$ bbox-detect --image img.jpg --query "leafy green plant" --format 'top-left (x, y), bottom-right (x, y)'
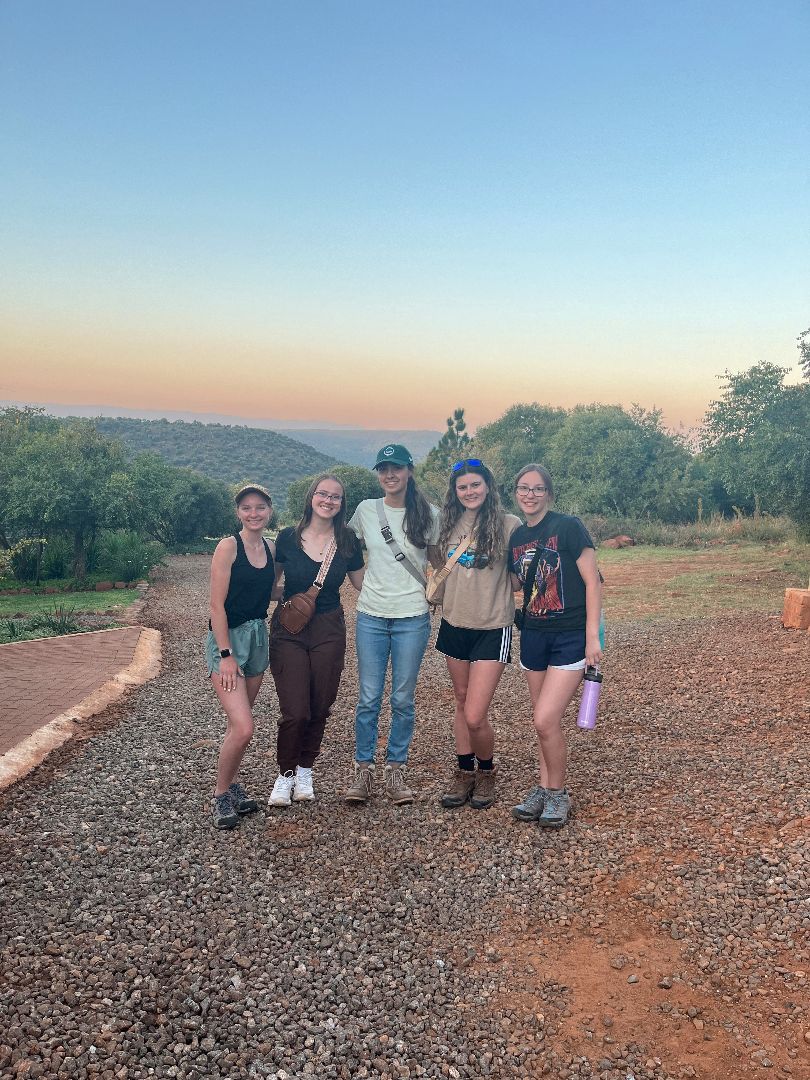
top-left (96, 530), bottom-right (165, 582)
top-left (29, 604), bottom-right (80, 635)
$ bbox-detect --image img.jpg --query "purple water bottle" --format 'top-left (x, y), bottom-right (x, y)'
top-left (577, 666), bottom-right (602, 730)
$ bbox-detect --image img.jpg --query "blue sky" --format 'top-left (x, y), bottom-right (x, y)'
top-left (2, 0), bottom-right (808, 430)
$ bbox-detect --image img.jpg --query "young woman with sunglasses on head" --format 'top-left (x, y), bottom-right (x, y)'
top-left (207, 484), bottom-right (279, 830)
top-left (436, 459), bottom-right (522, 810)
top-left (509, 464), bottom-right (602, 828)
top-left (268, 474), bottom-right (365, 806)
top-left (344, 444), bottom-right (440, 806)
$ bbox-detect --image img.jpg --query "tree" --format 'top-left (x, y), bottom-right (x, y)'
top-left (0, 407), bottom-right (61, 549)
top-left (797, 327), bottom-right (810, 380)
top-left (546, 404), bottom-right (696, 521)
top-left (128, 454), bottom-right (234, 547)
top-left (283, 465), bottom-right (380, 525)
top-left (421, 408), bottom-right (471, 471)
top-left (701, 361), bottom-right (810, 533)
top-left (4, 420), bottom-right (132, 579)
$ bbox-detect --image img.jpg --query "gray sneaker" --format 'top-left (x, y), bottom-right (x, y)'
top-left (228, 782), bottom-right (259, 815)
top-left (212, 792), bottom-right (239, 830)
top-left (512, 785), bottom-right (546, 822)
top-left (538, 787), bottom-right (571, 828)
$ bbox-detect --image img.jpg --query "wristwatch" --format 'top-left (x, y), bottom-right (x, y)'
top-left (219, 648), bottom-right (231, 658)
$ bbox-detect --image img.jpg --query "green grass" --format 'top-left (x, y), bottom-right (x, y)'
top-left (0, 589), bottom-right (140, 617)
top-left (599, 539), bottom-right (810, 621)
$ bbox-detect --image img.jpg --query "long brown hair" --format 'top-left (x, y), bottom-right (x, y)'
top-left (402, 472), bottom-right (434, 550)
top-left (294, 475), bottom-right (357, 559)
top-left (438, 461), bottom-right (507, 565)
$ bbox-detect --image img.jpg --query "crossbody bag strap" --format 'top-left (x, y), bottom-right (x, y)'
top-left (438, 533), bottom-right (473, 575)
top-left (375, 499), bottom-right (427, 587)
top-left (312, 538), bottom-right (338, 590)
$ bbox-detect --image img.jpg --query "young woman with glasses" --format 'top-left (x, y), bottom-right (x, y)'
top-left (207, 484), bottom-right (279, 830)
top-left (509, 463), bottom-right (603, 828)
top-left (344, 444), bottom-right (440, 806)
top-left (268, 474), bottom-right (365, 806)
top-left (436, 459), bottom-right (522, 810)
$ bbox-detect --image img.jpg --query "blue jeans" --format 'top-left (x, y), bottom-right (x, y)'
top-left (354, 611), bottom-right (432, 764)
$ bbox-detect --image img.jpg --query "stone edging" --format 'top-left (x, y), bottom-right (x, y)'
top-left (0, 626), bottom-right (162, 793)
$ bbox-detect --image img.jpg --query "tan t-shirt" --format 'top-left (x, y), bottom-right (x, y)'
top-left (440, 513), bottom-right (522, 630)
top-left (349, 499), bottom-right (441, 618)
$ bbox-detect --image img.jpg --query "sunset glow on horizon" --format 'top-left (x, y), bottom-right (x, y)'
top-left (2, 2), bottom-right (807, 435)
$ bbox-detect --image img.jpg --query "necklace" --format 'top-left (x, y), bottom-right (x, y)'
top-left (303, 529), bottom-right (333, 558)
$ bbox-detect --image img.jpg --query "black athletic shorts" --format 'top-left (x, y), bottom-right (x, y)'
top-left (435, 619), bottom-right (512, 663)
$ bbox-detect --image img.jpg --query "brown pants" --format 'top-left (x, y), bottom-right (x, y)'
top-left (269, 606), bottom-right (346, 772)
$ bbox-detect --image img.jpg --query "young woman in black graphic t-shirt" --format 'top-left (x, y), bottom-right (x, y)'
top-left (268, 474), bottom-right (364, 806)
top-left (509, 464), bottom-right (602, 829)
top-left (207, 484), bottom-right (279, 830)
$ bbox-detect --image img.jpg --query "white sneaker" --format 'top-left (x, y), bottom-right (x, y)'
top-left (293, 766), bottom-right (315, 801)
top-left (268, 771), bottom-right (296, 806)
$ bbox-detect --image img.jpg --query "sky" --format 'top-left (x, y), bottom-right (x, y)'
top-left (1, 0), bottom-right (808, 433)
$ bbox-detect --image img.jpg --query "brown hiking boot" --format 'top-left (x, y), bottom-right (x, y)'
top-left (344, 762), bottom-right (374, 803)
top-left (384, 763), bottom-right (414, 805)
top-left (470, 768), bottom-right (497, 810)
top-left (440, 768), bottom-right (476, 809)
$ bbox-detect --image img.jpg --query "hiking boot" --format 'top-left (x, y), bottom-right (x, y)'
top-left (293, 766), bottom-right (315, 802)
top-left (268, 771), bottom-right (296, 807)
top-left (470, 768), bottom-right (497, 810)
top-left (228, 781), bottom-right (259, 815)
top-left (344, 762), bottom-right (374, 804)
top-left (538, 787), bottom-right (570, 828)
top-left (384, 763), bottom-right (414, 805)
top-left (512, 785), bottom-right (546, 822)
top-left (440, 768), bottom-right (476, 809)
top-left (212, 792), bottom-right (239, 830)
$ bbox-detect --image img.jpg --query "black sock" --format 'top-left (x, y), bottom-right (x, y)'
top-left (457, 753), bottom-right (475, 772)
top-left (476, 756), bottom-right (494, 771)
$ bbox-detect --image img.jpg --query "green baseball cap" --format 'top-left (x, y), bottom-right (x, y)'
top-left (373, 443), bottom-right (413, 469)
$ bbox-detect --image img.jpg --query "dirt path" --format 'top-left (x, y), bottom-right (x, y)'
top-left (0, 553), bottom-right (807, 1080)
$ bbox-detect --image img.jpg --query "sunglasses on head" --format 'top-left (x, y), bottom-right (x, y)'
top-left (451, 458), bottom-right (484, 473)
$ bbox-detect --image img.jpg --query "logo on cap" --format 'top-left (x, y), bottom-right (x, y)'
top-left (383, 446), bottom-right (394, 456)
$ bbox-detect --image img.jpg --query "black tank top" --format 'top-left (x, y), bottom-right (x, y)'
top-left (219, 533), bottom-right (276, 628)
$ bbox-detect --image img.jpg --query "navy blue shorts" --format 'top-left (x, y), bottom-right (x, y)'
top-left (436, 620), bottom-right (512, 663)
top-left (519, 627), bottom-right (585, 672)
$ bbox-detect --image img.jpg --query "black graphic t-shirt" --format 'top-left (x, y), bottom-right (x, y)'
top-left (510, 512), bottom-right (594, 633)
top-left (274, 528), bottom-right (364, 614)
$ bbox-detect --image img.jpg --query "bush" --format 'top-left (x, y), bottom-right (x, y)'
top-left (582, 512), bottom-right (796, 548)
top-left (96, 530), bottom-right (165, 582)
top-left (41, 535), bottom-right (72, 579)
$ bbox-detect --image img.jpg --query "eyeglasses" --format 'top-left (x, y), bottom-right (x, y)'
top-left (516, 485), bottom-right (548, 497)
top-left (451, 458), bottom-right (483, 473)
top-left (314, 491), bottom-right (343, 502)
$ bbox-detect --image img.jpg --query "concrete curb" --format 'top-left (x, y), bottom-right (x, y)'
top-left (0, 626), bottom-right (162, 792)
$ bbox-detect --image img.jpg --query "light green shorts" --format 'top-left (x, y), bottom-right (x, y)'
top-left (205, 618), bottom-right (269, 678)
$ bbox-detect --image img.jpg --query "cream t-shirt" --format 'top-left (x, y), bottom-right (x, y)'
top-left (349, 499), bottom-right (441, 619)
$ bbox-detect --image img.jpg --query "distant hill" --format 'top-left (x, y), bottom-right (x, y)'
top-left (276, 429), bottom-right (441, 466)
top-left (89, 417), bottom-right (341, 508)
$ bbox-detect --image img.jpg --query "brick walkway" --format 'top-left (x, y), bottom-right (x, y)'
top-left (0, 627), bottom-right (144, 757)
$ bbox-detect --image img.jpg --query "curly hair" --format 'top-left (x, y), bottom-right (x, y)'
top-left (294, 475), bottom-right (357, 559)
top-left (437, 462), bottom-right (507, 565)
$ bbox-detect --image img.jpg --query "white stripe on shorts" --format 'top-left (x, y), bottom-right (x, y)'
top-left (498, 625), bottom-right (512, 664)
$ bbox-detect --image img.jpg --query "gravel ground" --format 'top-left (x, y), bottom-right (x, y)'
top-left (1, 555), bottom-right (808, 1080)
